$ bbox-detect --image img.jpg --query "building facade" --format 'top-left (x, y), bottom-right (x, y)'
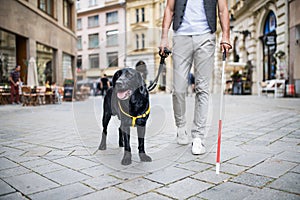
top-left (289, 0), bottom-right (300, 96)
top-left (214, 0), bottom-right (299, 96)
top-left (125, 0), bottom-right (171, 92)
top-left (0, 0), bottom-right (77, 86)
top-left (76, 0), bottom-right (126, 80)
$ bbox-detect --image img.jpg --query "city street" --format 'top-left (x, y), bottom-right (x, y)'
top-left (0, 94), bottom-right (299, 199)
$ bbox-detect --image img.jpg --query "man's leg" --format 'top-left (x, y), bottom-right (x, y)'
top-left (172, 35), bottom-right (193, 144)
top-left (10, 84), bottom-right (15, 103)
top-left (191, 33), bottom-right (216, 154)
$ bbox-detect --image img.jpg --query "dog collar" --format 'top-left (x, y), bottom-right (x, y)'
top-left (118, 101), bottom-right (150, 127)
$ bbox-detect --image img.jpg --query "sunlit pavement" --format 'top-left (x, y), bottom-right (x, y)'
top-left (0, 94), bottom-right (299, 199)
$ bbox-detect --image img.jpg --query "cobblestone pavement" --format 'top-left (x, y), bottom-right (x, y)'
top-left (0, 94), bottom-right (299, 200)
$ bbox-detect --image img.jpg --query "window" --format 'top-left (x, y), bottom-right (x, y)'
top-left (77, 55), bottom-right (82, 69)
top-left (106, 11), bottom-right (118, 24)
top-left (62, 53), bottom-right (73, 79)
top-left (77, 36), bottom-right (82, 50)
top-left (88, 15), bottom-right (99, 28)
top-left (106, 30), bottom-right (118, 46)
top-left (141, 8), bottom-right (145, 22)
top-left (89, 0), bottom-right (97, 7)
top-left (77, 18), bottom-right (82, 30)
top-left (136, 9), bottom-right (139, 23)
top-left (88, 33), bottom-right (99, 48)
top-left (107, 52), bottom-right (118, 67)
top-left (76, 0), bottom-right (80, 10)
top-left (136, 34), bottom-right (139, 49)
top-left (141, 34), bottom-right (145, 49)
top-left (38, 0), bottom-right (54, 16)
top-left (89, 54), bottom-right (99, 69)
top-left (63, 0), bottom-right (72, 29)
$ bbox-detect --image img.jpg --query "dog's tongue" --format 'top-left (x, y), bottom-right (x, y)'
top-left (117, 90), bottom-right (129, 100)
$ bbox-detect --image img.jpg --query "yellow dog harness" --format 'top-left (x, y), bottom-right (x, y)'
top-left (118, 101), bottom-right (150, 127)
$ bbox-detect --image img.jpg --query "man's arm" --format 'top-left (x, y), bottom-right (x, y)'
top-left (218, 0), bottom-right (232, 53)
top-left (159, 0), bottom-right (175, 54)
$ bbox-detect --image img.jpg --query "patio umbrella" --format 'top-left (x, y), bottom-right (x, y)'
top-left (27, 57), bottom-right (38, 86)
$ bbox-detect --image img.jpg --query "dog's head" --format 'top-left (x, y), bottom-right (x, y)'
top-left (112, 68), bottom-right (146, 100)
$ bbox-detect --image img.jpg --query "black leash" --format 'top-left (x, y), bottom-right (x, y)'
top-left (147, 48), bottom-right (172, 91)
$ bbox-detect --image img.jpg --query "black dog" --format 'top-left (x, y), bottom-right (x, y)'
top-left (98, 68), bottom-right (152, 165)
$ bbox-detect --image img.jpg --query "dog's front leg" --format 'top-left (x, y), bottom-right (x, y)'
top-left (137, 126), bottom-right (152, 162)
top-left (120, 126), bottom-right (132, 165)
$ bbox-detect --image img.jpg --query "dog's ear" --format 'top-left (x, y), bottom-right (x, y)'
top-left (112, 70), bottom-right (123, 87)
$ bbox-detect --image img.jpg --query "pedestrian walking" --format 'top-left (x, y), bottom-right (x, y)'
top-left (9, 65), bottom-right (21, 104)
top-left (160, 0), bottom-right (232, 155)
top-left (187, 72), bottom-right (195, 96)
top-left (100, 74), bottom-right (110, 96)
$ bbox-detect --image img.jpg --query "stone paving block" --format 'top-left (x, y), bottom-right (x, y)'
top-left (108, 170), bottom-right (144, 181)
top-left (268, 172), bottom-right (300, 194)
top-left (131, 192), bottom-right (172, 200)
top-left (31, 163), bottom-right (66, 174)
top-left (20, 158), bottom-right (53, 168)
top-left (53, 156), bottom-right (98, 170)
top-left (228, 152), bottom-right (271, 167)
top-left (275, 151), bottom-right (300, 163)
top-left (156, 178), bottom-right (212, 199)
top-left (73, 187), bottom-right (135, 200)
top-left (0, 192), bottom-right (26, 200)
top-left (291, 165), bottom-right (300, 173)
top-left (145, 166), bottom-right (195, 185)
top-left (82, 174), bottom-right (121, 190)
top-left (176, 160), bottom-right (213, 172)
top-left (29, 183), bottom-right (95, 200)
top-left (117, 178), bottom-right (162, 195)
top-left (6, 155), bottom-right (39, 163)
top-left (198, 182), bottom-right (259, 200)
top-left (0, 179), bottom-right (15, 195)
top-left (0, 157), bottom-right (19, 170)
top-left (43, 168), bottom-right (90, 185)
top-left (231, 172), bottom-right (274, 188)
top-left (80, 164), bottom-right (114, 177)
top-left (219, 162), bottom-right (248, 175)
top-left (247, 158), bottom-right (297, 178)
top-left (243, 188), bottom-right (300, 200)
top-left (268, 140), bottom-right (299, 152)
top-left (192, 169), bottom-right (232, 184)
top-left (3, 172), bottom-right (58, 195)
top-left (0, 166), bottom-right (31, 178)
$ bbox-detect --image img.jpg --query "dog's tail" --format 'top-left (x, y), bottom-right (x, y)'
top-left (147, 48), bottom-right (171, 92)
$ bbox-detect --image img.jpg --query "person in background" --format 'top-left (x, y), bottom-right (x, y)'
top-left (187, 72), bottom-right (195, 96)
top-left (160, 0), bottom-right (232, 155)
top-left (100, 74), bottom-right (110, 96)
top-left (9, 65), bottom-right (21, 104)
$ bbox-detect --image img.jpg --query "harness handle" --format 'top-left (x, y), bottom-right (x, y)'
top-left (147, 48), bottom-right (171, 91)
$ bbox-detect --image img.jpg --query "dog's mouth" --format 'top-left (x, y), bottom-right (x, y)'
top-left (117, 89), bottom-right (132, 100)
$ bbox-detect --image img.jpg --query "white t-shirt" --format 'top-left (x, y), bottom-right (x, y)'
top-left (175, 0), bottom-right (211, 35)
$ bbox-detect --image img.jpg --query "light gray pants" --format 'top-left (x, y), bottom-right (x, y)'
top-left (172, 33), bottom-right (215, 139)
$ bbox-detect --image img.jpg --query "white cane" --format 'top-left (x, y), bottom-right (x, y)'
top-left (216, 50), bottom-right (226, 174)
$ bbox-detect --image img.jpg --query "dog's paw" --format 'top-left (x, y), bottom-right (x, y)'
top-left (98, 140), bottom-right (106, 150)
top-left (139, 153), bottom-right (152, 162)
top-left (121, 151), bottom-right (132, 165)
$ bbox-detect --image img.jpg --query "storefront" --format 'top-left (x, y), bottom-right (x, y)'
top-left (260, 11), bottom-right (277, 81)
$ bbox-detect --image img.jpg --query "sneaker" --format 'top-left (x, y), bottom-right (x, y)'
top-left (177, 126), bottom-right (189, 145)
top-left (192, 138), bottom-right (206, 155)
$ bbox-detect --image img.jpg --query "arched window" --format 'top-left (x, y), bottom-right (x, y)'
top-left (264, 11), bottom-right (277, 34)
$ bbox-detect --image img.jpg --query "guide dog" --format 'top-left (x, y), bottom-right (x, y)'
top-left (98, 68), bottom-right (152, 165)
